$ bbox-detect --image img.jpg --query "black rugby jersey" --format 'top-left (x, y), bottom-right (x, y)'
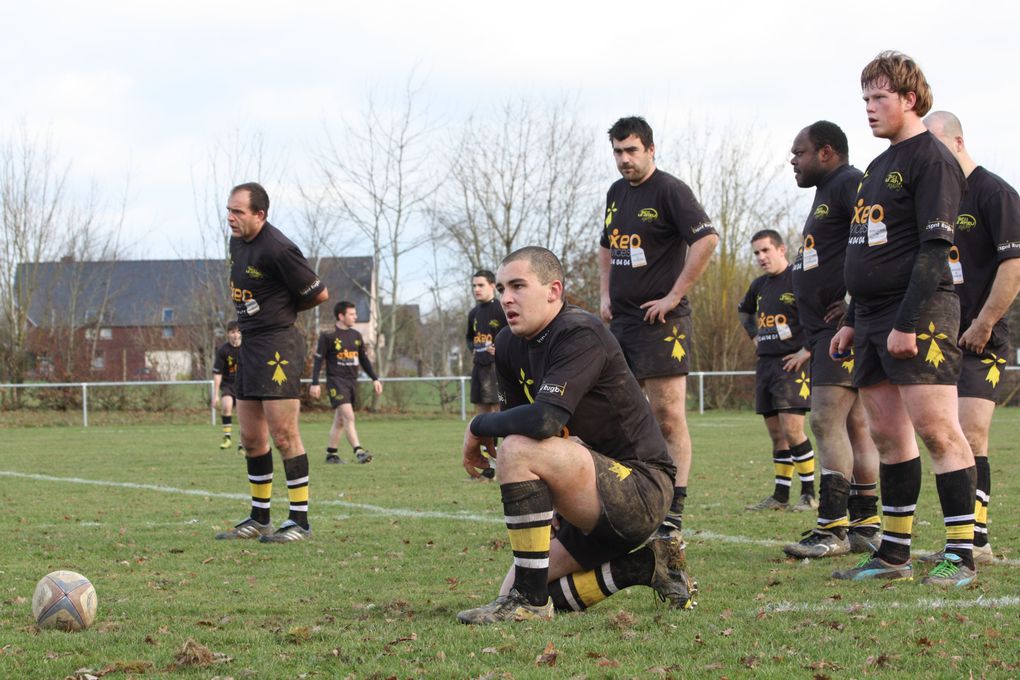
top-left (952, 166), bottom-right (1020, 338)
top-left (311, 327), bottom-right (378, 384)
top-left (600, 169), bottom-right (715, 320)
top-left (494, 305), bottom-right (674, 477)
top-left (738, 266), bottom-right (804, 357)
top-left (229, 223), bottom-right (324, 333)
top-left (792, 164), bottom-right (863, 339)
top-left (466, 299), bottom-right (507, 367)
top-left (845, 132), bottom-right (964, 313)
top-left (212, 342), bottom-right (240, 384)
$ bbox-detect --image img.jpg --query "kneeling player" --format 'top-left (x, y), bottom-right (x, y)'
top-left (457, 247), bottom-right (695, 625)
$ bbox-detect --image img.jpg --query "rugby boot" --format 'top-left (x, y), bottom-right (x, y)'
top-left (921, 552), bottom-right (977, 587)
top-left (648, 534), bottom-right (697, 610)
top-left (214, 517), bottom-right (272, 540)
top-left (783, 529), bottom-right (850, 558)
top-left (831, 554), bottom-right (913, 581)
top-left (745, 496), bottom-right (788, 511)
top-left (920, 544), bottom-right (992, 566)
top-left (259, 519), bottom-right (311, 543)
top-left (456, 588), bottom-right (554, 625)
top-left (847, 526), bottom-right (881, 554)
top-left (792, 493), bottom-right (819, 512)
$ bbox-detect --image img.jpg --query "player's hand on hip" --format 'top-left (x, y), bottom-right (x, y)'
top-left (640, 295), bottom-right (677, 324)
top-left (887, 329), bottom-right (918, 359)
top-left (783, 348), bottom-right (810, 372)
top-left (959, 319), bottom-right (992, 354)
top-left (829, 326), bottom-right (854, 362)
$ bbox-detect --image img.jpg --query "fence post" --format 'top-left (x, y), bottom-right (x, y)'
top-left (460, 376), bottom-right (467, 421)
top-left (699, 372), bottom-right (705, 415)
top-left (210, 380), bottom-right (217, 426)
top-left (82, 383), bottom-right (89, 428)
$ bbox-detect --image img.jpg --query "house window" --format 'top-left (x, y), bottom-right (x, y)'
top-left (162, 308), bottom-right (174, 323)
top-left (91, 353), bottom-right (106, 370)
top-left (162, 326), bottom-right (174, 339)
top-left (100, 327), bottom-right (113, 340)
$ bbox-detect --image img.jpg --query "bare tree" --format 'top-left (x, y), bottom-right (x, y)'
top-left (663, 121), bottom-right (796, 406)
top-left (316, 77), bottom-right (436, 377)
top-left (432, 96), bottom-right (602, 279)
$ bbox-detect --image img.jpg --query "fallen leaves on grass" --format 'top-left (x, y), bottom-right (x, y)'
top-left (167, 638), bottom-right (231, 669)
top-left (865, 653), bottom-right (898, 669)
top-left (610, 610), bottom-right (637, 631)
top-left (741, 655), bottom-right (760, 668)
top-left (64, 661), bottom-right (155, 679)
top-left (285, 626), bottom-right (312, 644)
top-left (535, 642), bottom-right (557, 666)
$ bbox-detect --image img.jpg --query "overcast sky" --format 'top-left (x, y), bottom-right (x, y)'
top-left (5, 1), bottom-right (1019, 307)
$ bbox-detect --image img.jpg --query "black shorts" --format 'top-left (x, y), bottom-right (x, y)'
top-left (236, 326), bottom-right (306, 400)
top-left (852, 291), bottom-right (961, 389)
top-left (219, 381), bottom-right (237, 402)
top-left (957, 335), bottom-right (1009, 401)
top-left (809, 332), bottom-right (854, 388)
top-left (754, 355), bottom-right (811, 415)
top-left (326, 377), bottom-right (358, 409)
top-left (555, 451), bottom-right (672, 569)
top-left (470, 362), bottom-right (499, 405)
top-left (610, 314), bottom-right (692, 380)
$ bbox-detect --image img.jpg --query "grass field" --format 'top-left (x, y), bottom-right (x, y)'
top-left (2, 410), bottom-right (1019, 678)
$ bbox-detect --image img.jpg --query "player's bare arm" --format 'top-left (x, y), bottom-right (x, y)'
top-left (959, 258), bottom-right (1020, 353)
top-left (598, 246), bottom-right (613, 322)
top-left (641, 234), bottom-right (719, 323)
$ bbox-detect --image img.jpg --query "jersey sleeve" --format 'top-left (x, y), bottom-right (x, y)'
top-left (466, 309), bottom-right (476, 348)
top-left (913, 157), bottom-right (963, 245)
top-left (211, 345), bottom-right (226, 374)
top-left (737, 278), bottom-right (759, 315)
top-left (313, 333), bottom-right (327, 359)
top-left (664, 180), bottom-right (716, 244)
top-left (274, 242), bottom-right (325, 303)
top-left (494, 330), bottom-right (527, 409)
top-left (356, 333), bottom-right (379, 381)
top-left (531, 326), bottom-right (606, 416)
top-left (987, 187), bottom-right (1020, 262)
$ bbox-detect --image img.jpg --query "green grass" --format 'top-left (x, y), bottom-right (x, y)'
top-left (2, 411), bottom-right (1019, 678)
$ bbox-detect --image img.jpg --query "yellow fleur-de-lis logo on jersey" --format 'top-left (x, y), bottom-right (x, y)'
top-left (795, 371), bottom-right (810, 399)
top-left (664, 326), bottom-right (686, 364)
top-left (268, 352), bottom-right (289, 385)
top-left (608, 460), bottom-right (632, 481)
top-left (518, 368), bottom-right (535, 403)
top-left (842, 356), bottom-right (854, 374)
top-left (604, 201), bottom-right (618, 228)
top-left (917, 321), bottom-right (949, 367)
top-left (334, 338), bottom-right (342, 351)
top-left (982, 352), bottom-right (1007, 387)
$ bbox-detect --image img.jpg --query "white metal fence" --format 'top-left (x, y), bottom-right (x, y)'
top-left (2, 367), bottom-right (1017, 427)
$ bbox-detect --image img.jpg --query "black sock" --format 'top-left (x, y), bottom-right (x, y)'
top-left (849, 481), bottom-right (880, 532)
top-left (790, 439), bottom-right (815, 497)
top-left (817, 473), bottom-right (850, 537)
top-left (326, 447), bottom-right (338, 454)
top-left (935, 466), bottom-right (977, 569)
top-left (974, 456), bottom-right (990, 548)
top-left (877, 458), bottom-right (922, 565)
top-left (246, 451), bottom-right (273, 525)
top-left (283, 455), bottom-right (310, 530)
top-left (772, 450), bottom-right (793, 503)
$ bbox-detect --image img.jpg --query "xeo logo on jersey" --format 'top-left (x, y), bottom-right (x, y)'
top-left (884, 171), bottom-right (904, 191)
top-left (956, 214), bottom-right (977, 231)
top-left (637, 208), bottom-right (659, 222)
top-left (813, 204), bottom-right (830, 219)
top-left (245, 265), bottom-right (264, 279)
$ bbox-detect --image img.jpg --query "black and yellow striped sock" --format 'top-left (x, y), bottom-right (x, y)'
top-left (848, 481), bottom-right (881, 532)
top-left (974, 456), bottom-right (990, 548)
top-left (665, 486), bottom-right (686, 531)
top-left (549, 546), bottom-right (655, 612)
top-left (221, 415), bottom-right (232, 437)
top-left (283, 454), bottom-right (310, 530)
top-left (816, 473), bottom-right (850, 537)
top-left (935, 466), bottom-right (976, 569)
top-left (501, 480), bottom-right (553, 606)
top-left (247, 451), bottom-right (272, 525)
top-left (772, 450), bottom-right (794, 503)
top-left (877, 458), bottom-right (921, 565)
top-left (791, 439), bottom-right (815, 498)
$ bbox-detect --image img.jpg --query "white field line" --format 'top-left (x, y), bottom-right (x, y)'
top-left (5, 470), bottom-right (1020, 568)
top-left (761, 595), bottom-right (1020, 614)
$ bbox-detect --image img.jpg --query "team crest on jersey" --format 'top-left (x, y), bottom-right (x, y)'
top-left (608, 460), bottom-right (632, 481)
top-left (245, 265), bottom-right (264, 280)
top-left (982, 353), bottom-right (1007, 387)
top-left (917, 321), bottom-right (949, 367)
top-left (518, 369), bottom-right (535, 403)
top-left (637, 208), bottom-right (659, 223)
top-left (605, 201), bottom-right (618, 228)
top-left (664, 326), bottom-right (686, 363)
top-left (334, 338), bottom-right (342, 351)
top-left (267, 351), bottom-right (289, 385)
top-left (795, 371), bottom-right (810, 399)
top-left (488, 319), bottom-right (502, 329)
top-left (884, 171), bottom-right (904, 191)
top-left (813, 204), bottom-right (830, 219)
top-left (779, 292), bottom-right (795, 305)
top-left (956, 214), bottom-right (977, 232)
